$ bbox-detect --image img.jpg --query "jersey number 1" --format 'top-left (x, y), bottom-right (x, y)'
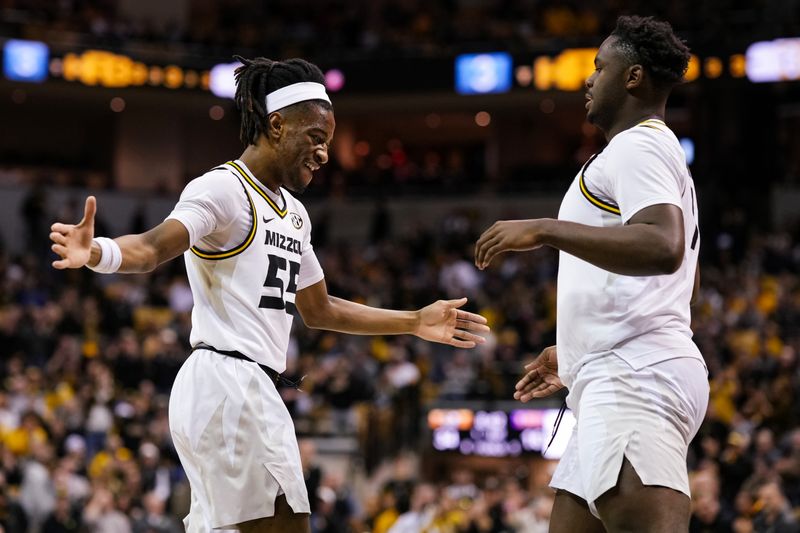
top-left (683, 165), bottom-right (700, 252)
top-left (259, 254), bottom-right (300, 314)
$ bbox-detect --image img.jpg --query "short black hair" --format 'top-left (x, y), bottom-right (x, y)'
top-left (610, 16), bottom-right (691, 88)
top-left (233, 56), bottom-right (332, 147)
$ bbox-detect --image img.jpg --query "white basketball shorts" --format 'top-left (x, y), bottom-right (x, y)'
top-left (168, 349), bottom-right (310, 531)
top-left (549, 353), bottom-right (708, 518)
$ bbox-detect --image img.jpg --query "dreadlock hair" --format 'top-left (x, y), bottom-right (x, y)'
top-left (233, 56), bottom-right (331, 147)
top-left (610, 16), bottom-right (691, 89)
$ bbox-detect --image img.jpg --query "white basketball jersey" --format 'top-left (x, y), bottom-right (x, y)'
top-left (556, 119), bottom-right (703, 385)
top-left (170, 160), bottom-right (323, 372)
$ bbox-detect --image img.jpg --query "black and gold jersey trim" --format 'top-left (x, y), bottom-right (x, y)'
top-left (227, 160), bottom-right (288, 218)
top-left (190, 173), bottom-right (257, 260)
top-left (578, 151), bottom-right (621, 216)
top-left (636, 118), bottom-right (666, 131)
top-left (577, 119), bottom-right (667, 216)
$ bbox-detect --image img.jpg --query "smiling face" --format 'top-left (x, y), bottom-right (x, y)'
top-left (272, 102), bottom-right (335, 193)
top-left (584, 36), bottom-right (634, 132)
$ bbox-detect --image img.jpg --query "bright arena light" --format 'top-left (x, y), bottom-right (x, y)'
top-left (3, 39), bottom-right (49, 83)
top-left (680, 137), bottom-right (695, 165)
top-left (324, 69), bottom-right (345, 92)
top-left (209, 62), bottom-right (239, 99)
top-left (746, 38), bottom-right (800, 82)
top-left (455, 52), bottom-right (513, 95)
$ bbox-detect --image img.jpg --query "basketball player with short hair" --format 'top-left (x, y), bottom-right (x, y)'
top-left (50, 56), bottom-right (489, 533)
top-left (475, 16), bottom-right (706, 533)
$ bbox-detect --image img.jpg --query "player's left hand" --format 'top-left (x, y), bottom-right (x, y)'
top-left (514, 345), bottom-right (564, 402)
top-left (415, 297), bottom-right (489, 348)
top-left (474, 219), bottom-right (546, 270)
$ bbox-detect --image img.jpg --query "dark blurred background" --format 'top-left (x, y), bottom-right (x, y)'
top-left (2, 1), bottom-right (800, 532)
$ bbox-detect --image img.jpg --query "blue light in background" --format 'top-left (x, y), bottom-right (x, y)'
top-left (455, 52), bottom-right (512, 95)
top-left (680, 137), bottom-right (695, 165)
top-left (3, 39), bottom-right (49, 82)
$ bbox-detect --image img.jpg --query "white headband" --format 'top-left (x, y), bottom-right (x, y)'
top-left (265, 82), bottom-right (331, 113)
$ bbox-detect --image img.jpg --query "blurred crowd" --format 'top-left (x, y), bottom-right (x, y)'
top-left (2, 1), bottom-right (800, 531)
top-left (2, 0), bottom-right (797, 60)
top-left (3, 193), bottom-right (800, 532)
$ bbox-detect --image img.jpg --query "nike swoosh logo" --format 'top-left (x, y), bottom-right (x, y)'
top-left (262, 217), bottom-right (274, 224)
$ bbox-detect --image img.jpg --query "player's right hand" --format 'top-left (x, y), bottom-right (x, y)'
top-left (514, 345), bottom-right (564, 402)
top-left (50, 196), bottom-right (96, 269)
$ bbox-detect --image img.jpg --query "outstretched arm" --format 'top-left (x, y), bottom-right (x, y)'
top-left (50, 196), bottom-right (190, 273)
top-left (295, 279), bottom-right (489, 348)
top-left (475, 203), bottom-right (685, 276)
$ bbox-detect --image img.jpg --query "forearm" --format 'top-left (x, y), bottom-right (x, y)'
top-left (541, 218), bottom-right (682, 276)
top-left (88, 234), bottom-right (159, 273)
top-left (304, 295), bottom-right (419, 335)
top-left (87, 221), bottom-right (189, 274)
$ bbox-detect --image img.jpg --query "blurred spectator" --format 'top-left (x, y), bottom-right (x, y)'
top-left (41, 492), bottom-right (81, 532)
top-left (81, 486), bottom-right (131, 533)
top-left (0, 470), bottom-right (29, 532)
top-left (130, 491), bottom-right (181, 533)
top-left (19, 441), bottom-right (56, 530)
top-left (752, 482), bottom-right (799, 533)
top-left (446, 468), bottom-right (479, 501)
top-left (691, 492), bottom-right (735, 532)
top-left (4, 191), bottom-right (800, 531)
top-left (509, 492), bottom-right (554, 533)
top-left (312, 473), bottom-right (358, 533)
top-left (300, 438), bottom-right (323, 515)
top-left (20, 184), bottom-right (49, 260)
top-left (386, 482), bottom-right (437, 533)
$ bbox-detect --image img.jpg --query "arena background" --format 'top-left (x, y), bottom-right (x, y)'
top-left (2, 1), bottom-right (800, 532)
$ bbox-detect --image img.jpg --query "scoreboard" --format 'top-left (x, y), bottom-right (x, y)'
top-left (427, 406), bottom-right (576, 460)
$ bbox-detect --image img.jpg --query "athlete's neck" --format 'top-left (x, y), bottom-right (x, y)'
top-left (604, 104), bottom-right (666, 142)
top-left (239, 145), bottom-right (282, 194)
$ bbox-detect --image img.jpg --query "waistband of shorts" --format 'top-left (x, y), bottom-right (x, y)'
top-left (192, 343), bottom-right (305, 389)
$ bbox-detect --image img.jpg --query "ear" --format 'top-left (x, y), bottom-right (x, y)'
top-left (267, 112), bottom-right (284, 142)
top-left (625, 64), bottom-right (644, 90)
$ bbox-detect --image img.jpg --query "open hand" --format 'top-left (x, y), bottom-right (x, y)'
top-left (50, 196), bottom-right (96, 269)
top-left (415, 297), bottom-right (489, 348)
top-left (474, 219), bottom-right (546, 270)
top-left (514, 345), bottom-right (564, 402)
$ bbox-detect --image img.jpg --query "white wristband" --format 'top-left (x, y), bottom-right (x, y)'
top-left (87, 237), bottom-right (122, 273)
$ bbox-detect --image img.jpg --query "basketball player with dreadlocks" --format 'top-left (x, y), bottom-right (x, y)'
top-left (49, 57), bottom-right (489, 532)
top-left (475, 16), bottom-right (706, 532)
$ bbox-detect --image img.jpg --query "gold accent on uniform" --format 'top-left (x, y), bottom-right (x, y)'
top-left (637, 118), bottom-right (666, 131)
top-left (227, 160), bottom-right (288, 218)
top-left (578, 152), bottom-right (621, 216)
top-left (577, 119), bottom-right (667, 215)
top-left (190, 176), bottom-right (257, 260)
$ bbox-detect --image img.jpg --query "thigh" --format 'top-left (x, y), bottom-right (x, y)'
top-left (549, 490), bottom-right (606, 533)
top-left (595, 458), bottom-right (690, 533)
top-left (171, 354), bottom-right (310, 528)
top-left (570, 356), bottom-right (704, 508)
top-left (237, 495), bottom-right (310, 533)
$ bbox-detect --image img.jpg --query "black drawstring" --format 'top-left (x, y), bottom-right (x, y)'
top-left (192, 343), bottom-right (306, 390)
top-left (545, 399), bottom-right (568, 455)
